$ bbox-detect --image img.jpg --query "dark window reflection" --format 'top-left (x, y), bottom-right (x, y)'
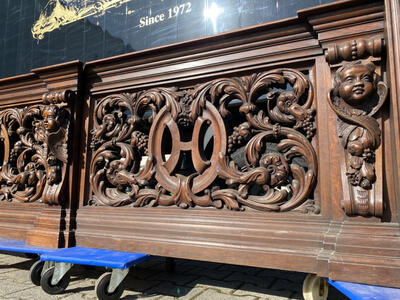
top-left (0, 0), bottom-right (338, 79)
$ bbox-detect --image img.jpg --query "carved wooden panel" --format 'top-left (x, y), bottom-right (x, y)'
top-left (0, 91), bottom-right (72, 205)
top-left (89, 69), bottom-right (318, 213)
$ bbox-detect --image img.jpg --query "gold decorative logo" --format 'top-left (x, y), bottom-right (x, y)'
top-left (32, 0), bottom-right (134, 40)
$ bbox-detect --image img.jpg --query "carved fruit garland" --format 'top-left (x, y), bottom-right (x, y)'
top-left (90, 69), bottom-right (318, 213)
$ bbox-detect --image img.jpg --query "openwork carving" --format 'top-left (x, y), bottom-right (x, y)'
top-left (328, 62), bottom-right (388, 217)
top-left (90, 69), bottom-right (318, 212)
top-left (325, 36), bottom-right (383, 65)
top-left (0, 91), bottom-right (72, 204)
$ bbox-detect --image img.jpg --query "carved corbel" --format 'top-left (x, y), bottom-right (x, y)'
top-left (325, 37), bottom-right (383, 65)
top-left (0, 90), bottom-right (73, 205)
top-left (327, 62), bottom-right (387, 217)
top-left (39, 90), bottom-right (73, 205)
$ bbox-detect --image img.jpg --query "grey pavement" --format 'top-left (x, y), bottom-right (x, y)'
top-left (0, 253), bottom-right (347, 300)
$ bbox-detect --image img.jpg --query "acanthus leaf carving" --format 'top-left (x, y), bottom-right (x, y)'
top-left (89, 69), bottom-right (318, 213)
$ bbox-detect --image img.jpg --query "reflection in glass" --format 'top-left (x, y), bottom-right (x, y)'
top-left (204, 2), bottom-right (224, 33)
top-left (0, 0), bottom-right (339, 79)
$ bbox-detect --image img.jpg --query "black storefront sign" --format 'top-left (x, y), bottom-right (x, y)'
top-left (0, 0), bottom-right (336, 78)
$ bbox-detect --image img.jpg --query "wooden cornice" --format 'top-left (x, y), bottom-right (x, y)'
top-left (0, 61), bottom-right (82, 108)
top-left (301, 0), bottom-right (384, 44)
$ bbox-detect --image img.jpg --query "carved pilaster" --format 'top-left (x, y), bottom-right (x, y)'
top-left (0, 90), bottom-right (74, 205)
top-left (327, 61), bottom-right (387, 217)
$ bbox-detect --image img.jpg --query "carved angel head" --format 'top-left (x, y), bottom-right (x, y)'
top-left (333, 61), bottom-right (378, 107)
top-left (42, 105), bottom-right (60, 132)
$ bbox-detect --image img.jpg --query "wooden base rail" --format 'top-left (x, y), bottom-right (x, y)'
top-left (0, 0), bottom-right (399, 288)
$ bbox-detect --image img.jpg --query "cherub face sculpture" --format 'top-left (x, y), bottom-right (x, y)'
top-left (42, 105), bottom-right (60, 132)
top-left (335, 62), bottom-right (376, 106)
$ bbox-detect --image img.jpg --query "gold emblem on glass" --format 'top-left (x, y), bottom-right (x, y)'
top-left (32, 0), bottom-right (134, 40)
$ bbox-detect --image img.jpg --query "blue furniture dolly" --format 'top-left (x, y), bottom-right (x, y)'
top-left (40, 246), bottom-right (151, 300)
top-left (328, 280), bottom-right (400, 300)
top-left (0, 237), bottom-right (54, 286)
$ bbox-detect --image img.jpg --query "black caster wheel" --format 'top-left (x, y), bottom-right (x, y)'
top-left (40, 266), bottom-right (70, 295)
top-left (165, 257), bottom-right (176, 273)
top-left (29, 260), bottom-right (44, 286)
top-left (95, 272), bottom-right (124, 300)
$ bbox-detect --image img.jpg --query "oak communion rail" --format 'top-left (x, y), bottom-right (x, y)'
top-left (0, 0), bottom-right (399, 289)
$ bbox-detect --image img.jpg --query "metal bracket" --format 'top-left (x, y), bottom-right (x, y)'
top-left (108, 268), bottom-right (129, 294)
top-left (51, 262), bottom-right (73, 285)
top-left (41, 261), bottom-right (55, 276)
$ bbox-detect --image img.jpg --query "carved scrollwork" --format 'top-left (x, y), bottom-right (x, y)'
top-left (0, 91), bottom-right (71, 205)
top-left (328, 61), bottom-right (388, 217)
top-left (89, 69), bottom-right (318, 213)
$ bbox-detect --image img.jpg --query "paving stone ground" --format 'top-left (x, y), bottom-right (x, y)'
top-left (0, 253), bottom-right (348, 300)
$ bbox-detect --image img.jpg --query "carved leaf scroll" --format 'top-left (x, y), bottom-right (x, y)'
top-left (0, 91), bottom-right (72, 205)
top-left (90, 69), bottom-right (318, 213)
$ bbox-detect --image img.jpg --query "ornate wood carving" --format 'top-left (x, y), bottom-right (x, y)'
top-left (0, 90), bottom-right (73, 205)
top-left (328, 61), bottom-right (388, 217)
top-left (325, 37), bottom-right (383, 65)
top-left (89, 69), bottom-right (318, 213)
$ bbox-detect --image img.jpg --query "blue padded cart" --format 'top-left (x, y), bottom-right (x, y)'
top-left (40, 246), bottom-right (151, 300)
top-left (328, 280), bottom-right (400, 300)
top-left (0, 237), bottom-right (55, 286)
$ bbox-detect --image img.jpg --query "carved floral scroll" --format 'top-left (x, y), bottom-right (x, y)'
top-left (0, 91), bottom-right (72, 205)
top-left (89, 69), bottom-right (318, 213)
top-left (328, 62), bottom-right (387, 217)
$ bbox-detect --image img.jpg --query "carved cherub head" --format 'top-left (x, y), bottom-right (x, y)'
top-left (42, 105), bottom-right (60, 132)
top-left (333, 61), bottom-right (378, 107)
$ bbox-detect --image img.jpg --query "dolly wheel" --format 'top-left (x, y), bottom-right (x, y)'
top-left (95, 272), bottom-right (124, 300)
top-left (40, 266), bottom-right (70, 295)
top-left (302, 274), bottom-right (328, 300)
top-left (29, 260), bottom-right (44, 286)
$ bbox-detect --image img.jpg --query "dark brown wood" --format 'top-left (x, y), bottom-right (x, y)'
top-left (89, 70), bottom-right (317, 212)
top-left (384, 0), bottom-right (400, 223)
top-left (325, 36), bottom-right (384, 64)
top-left (0, 61), bottom-right (82, 247)
top-left (1, 0), bottom-right (400, 290)
top-left (0, 90), bottom-right (72, 205)
top-left (327, 61), bottom-right (387, 217)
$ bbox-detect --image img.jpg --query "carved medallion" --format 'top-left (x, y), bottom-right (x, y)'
top-left (328, 62), bottom-right (388, 217)
top-left (90, 69), bottom-right (318, 213)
